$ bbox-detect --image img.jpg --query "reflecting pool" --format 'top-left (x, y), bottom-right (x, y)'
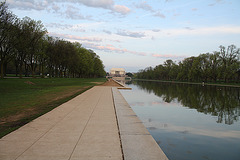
top-left (120, 80), bottom-right (240, 160)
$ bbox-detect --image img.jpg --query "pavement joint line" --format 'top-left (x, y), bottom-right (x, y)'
top-left (111, 87), bottom-right (125, 160)
top-left (68, 88), bottom-right (103, 160)
top-left (14, 88), bottom-right (95, 160)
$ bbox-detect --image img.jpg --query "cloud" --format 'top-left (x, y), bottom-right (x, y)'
top-left (128, 50), bottom-right (148, 56)
top-left (152, 54), bottom-right (186, 59)
top-left (46, 23), bottom-right (86, 32)
top-left (173, 13), bottom-right (181, 17)
top-left (103, 30), bottom-right (112, 34)
top-left (184, 27), bottom-right (194, 30)
top-left (113, 5), bottom-right (131, 15)
top-left (208, 0), bottom-right (223, 6)
top-left (7, 0), bottom-right (131, 15)
top-left (48, 32), bottom-right (102, 42)
top-left (75, 0), bottom-right (114, 9)
top-left (51, 3), bottom-right (60, 13)
top-left (73, 0), bottom-right (131, 15)
top-left (48, 3), bottom-right (94, 20)
top-left (109, 39), bottom-right (121, 43)
top-left (208, 3), bottom-right (215, 6)
top-left (7, 0), bottom-right (48, 10)
top-left (135, 1), bottom-right (153, 12)
top-left (192, 8), bottom-right (198, 11)
top-left (153, 11), bottom-right (166, 18)
top-left (83, 42), bottom-right (147, 56)
top-left (151, 36), bottom-right (156, 40)
top-left (197, 26), bottom-right (240, 34)
top-left (152, 29), bottom-right (161, 32)
top-left (65, 5), bottom-right (92, 20)
top-left (151, 26), bottom-right (240, 37)
top-left (84, 43), bottom-right (125, 53)
top-left (116, 30), bottom-right (145, 38)
top-left (46, 23), bottom-right (73, 30)
top-left (8, 0), bottom-right (114, 10)
top-left (134, 1), bottom-right (167, 19)
top-left (7, 0), bottom-right (93, 20)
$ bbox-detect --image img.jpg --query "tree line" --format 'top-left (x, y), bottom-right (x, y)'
top-left (0, 1), bottom-right (106, 79)
top-left (136, 45), bottom-right (240, 83)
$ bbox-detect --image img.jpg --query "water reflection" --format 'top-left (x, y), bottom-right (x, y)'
top-left (120, 80), bottom-right (240, 160)
top-left (115, 78), bottom-right (132, 86)
top-left (147, 121), bottom-right (240, 139)
top-left (132, 81), bottom-right (240, 125)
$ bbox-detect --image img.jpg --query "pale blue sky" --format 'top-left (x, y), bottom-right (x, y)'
top-left (5, 0), bottom-right (240, 72)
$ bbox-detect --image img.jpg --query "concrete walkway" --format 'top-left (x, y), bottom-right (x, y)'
top-left (0, 86), bottom-right (168, 160)
top-left (0, 86), bottom-right (122, 160)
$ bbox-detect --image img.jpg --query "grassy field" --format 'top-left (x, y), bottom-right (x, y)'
top-left (0, 78), bottom-right (106, 138)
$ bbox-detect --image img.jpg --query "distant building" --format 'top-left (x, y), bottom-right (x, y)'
top-left (110, 68), bottom-right (126, 77)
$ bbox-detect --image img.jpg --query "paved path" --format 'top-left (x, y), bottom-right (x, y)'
top-left (0, 86), bottom-right (122, 160)
top-left (0, 86), bottom-right (168, 160)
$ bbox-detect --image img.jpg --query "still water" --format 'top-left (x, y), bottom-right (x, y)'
top-left (119, 80), bottom-right (240, 160)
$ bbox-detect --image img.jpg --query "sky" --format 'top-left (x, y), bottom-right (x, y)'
top-left (4, 0), bottom-right (240, 72)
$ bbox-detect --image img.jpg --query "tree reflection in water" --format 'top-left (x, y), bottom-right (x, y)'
top-left (132, 81), bottom-right (240, 125)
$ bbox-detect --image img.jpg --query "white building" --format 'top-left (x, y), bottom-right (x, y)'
top-left (110, 68), bottom-right (126, 77)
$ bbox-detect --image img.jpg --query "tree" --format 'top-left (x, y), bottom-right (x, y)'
top-left (38, 36), bottom-right (50, 78)
top-left (189, 54), bottom-right (210, 82)
top-left (153, 64), bottom-right (165, 80)
top-left (93, 57), bottom-right (106, 77)
top-left (137, 45), bottom-right (239, 83)
top-left (126, 72), bottom-right (133, 77)
top-left (218, 45), bottom-right (240, 82)
top-left (0, 1), bottom-right (19, 78)
top-left (14, 17), bottom-right (46, 78)
top-left (208, 52), bottom-right (220, 82)
top-left (163, 59), bottom-right (179, 80)
top-left (23, 17), bottom-right (47, 77)
top-left (177, 56), bottom-right (195, 81)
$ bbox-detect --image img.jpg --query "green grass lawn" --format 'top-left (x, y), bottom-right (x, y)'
top-left (0, 78), bottom-right (106, 138)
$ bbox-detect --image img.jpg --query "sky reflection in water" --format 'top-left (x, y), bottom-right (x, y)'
top-left (120, 81), bottom-right (240, 160)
